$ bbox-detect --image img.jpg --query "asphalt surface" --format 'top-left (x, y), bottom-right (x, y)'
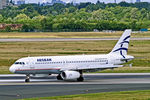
top-left (0, 37), bottom-right (150, 42)
top-left (1, 73), bottom-right (150, 100)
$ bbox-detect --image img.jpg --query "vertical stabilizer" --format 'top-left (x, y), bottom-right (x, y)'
top-left (109, 29), bottom-right (132, 58)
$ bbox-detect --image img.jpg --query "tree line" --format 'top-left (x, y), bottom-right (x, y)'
top-left (0, 2), bottom-right (150, 32)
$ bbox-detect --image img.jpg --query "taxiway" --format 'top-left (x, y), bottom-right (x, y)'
top-left (0, 37), bottom-right (150, 42)
top-left (0, 73), bottom-right (150, 100)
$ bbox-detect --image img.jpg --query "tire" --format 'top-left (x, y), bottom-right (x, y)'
top-left (25, 79), bottom-right (30, 82)
top-left (57, 74), bottom-right (63, 80)
top-left (77, 77), bottom-right (84, 82)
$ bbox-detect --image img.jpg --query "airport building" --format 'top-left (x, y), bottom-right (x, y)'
top-left (0, 0), bottom-right (9, 9)
top-left (41, 0), bottom-right (66, 6)
top-left (51, 0), bottom-right (66, 5)
top-left (17, 0), bottom-right (25, 5)
top-left (136, 0), bottom-right (141, 2)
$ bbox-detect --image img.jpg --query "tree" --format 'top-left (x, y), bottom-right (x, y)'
top-left (5, 26), bottom-right (11, 32)
top-left (130, 20), bottom-right (137, 30)
top-left (23, 6), bottom-right (39, 18)
top-left (4, 17), bottom-right (13, 24)
top-left (13, 14), bottom-right (30, 23)
top-left (32, 15), bottom-right (45, 30)
top-left (91, 9), bottom-right (116, 21)
top-left (0, 2), bottom-right (150, 32)
top-left (0, 15), bottom-right (4, 23)
top-left (41, 16), bottom-right (53, 31)
top-left (68, 7), bottom-right (76, 13)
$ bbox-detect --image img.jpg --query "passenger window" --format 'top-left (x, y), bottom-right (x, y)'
top-left (22, 62), bottom-right (25, 65)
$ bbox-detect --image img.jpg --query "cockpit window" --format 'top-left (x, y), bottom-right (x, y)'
top-left (15, 62), bottom-right (25, 65)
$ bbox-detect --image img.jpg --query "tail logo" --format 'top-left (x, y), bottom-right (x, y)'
top-left (113, 35), bottom-right (130, 58)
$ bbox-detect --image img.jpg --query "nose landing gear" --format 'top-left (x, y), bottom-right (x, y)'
top-left (25, 74), bottom-right (30, 82)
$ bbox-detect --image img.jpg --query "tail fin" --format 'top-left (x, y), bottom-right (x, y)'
top-left (109, 29), bottom-right (132, 58)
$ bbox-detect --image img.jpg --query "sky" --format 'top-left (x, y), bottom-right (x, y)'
top-left (15, 0), bottom-right (150, 4)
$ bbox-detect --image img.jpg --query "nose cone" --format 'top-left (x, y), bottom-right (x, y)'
top-left (9, 65), bottom-right (16, 73)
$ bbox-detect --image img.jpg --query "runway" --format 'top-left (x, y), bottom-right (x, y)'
top-left (1, 73), bottom-right (150, 100)
top-left (0, 37), bottom-right (150, 42)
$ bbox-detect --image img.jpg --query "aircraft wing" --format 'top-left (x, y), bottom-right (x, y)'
top-left (77, 64), bottom-right (123, 70)
top-left (60, 64), bottom-right (123, 71)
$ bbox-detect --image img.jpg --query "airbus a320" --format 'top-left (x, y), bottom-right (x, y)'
top-left (9, 29), bottom-right (134, 82)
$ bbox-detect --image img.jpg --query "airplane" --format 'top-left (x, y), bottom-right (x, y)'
top-left (9, 29), bottom-right (134, 82)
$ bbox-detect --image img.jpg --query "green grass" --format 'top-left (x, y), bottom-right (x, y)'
top-left (0, 40), bottom-right (149, 74)
top-left (19, 90), bottom-right (150, 100)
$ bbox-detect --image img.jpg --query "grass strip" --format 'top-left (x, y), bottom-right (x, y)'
top-left (0, 32), bottom-right (150, 38)
top-left (19, 90), bottom-right (150, 100)
top-left (0, 40), bottom-right (150, 74)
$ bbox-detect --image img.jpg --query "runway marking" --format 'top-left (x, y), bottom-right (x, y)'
top-left (1, 79), bottom-right (150, 86)
top-left (1, 73), bottom-right (150, 86)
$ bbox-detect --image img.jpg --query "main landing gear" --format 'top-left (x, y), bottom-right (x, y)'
top-left (57, 74), bottom-right (63, 80)
top-left (77, 70), bottom-right (84, 82)
top-left (25, 74), bottom-right (30, 82)
top-left (77, 76), bottom-right (84, 82)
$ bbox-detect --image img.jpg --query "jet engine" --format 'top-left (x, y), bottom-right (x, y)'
top-left (61, 71), bottom-right (80, 80)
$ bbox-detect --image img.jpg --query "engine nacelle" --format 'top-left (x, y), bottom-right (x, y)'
top-left (32, 74), bottom-right (50, 77)
top-left (61, 71), bottom-right (80, 80)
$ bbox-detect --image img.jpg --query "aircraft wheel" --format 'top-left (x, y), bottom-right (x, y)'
top-left (25, 79), bottom-right (30, 82)
top-left (77, 77), bottom-right (84, 82)
top-left (57, 74), bottom-right (63, 80)
top-left (25, 75), bottom-right (30, 82)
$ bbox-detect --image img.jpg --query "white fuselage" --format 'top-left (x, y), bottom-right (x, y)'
top-left (9, 54), bottom-right (132, 74)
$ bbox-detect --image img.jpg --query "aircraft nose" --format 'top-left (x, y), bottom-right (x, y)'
top-left (9, 66), bottom-right (16, 73)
